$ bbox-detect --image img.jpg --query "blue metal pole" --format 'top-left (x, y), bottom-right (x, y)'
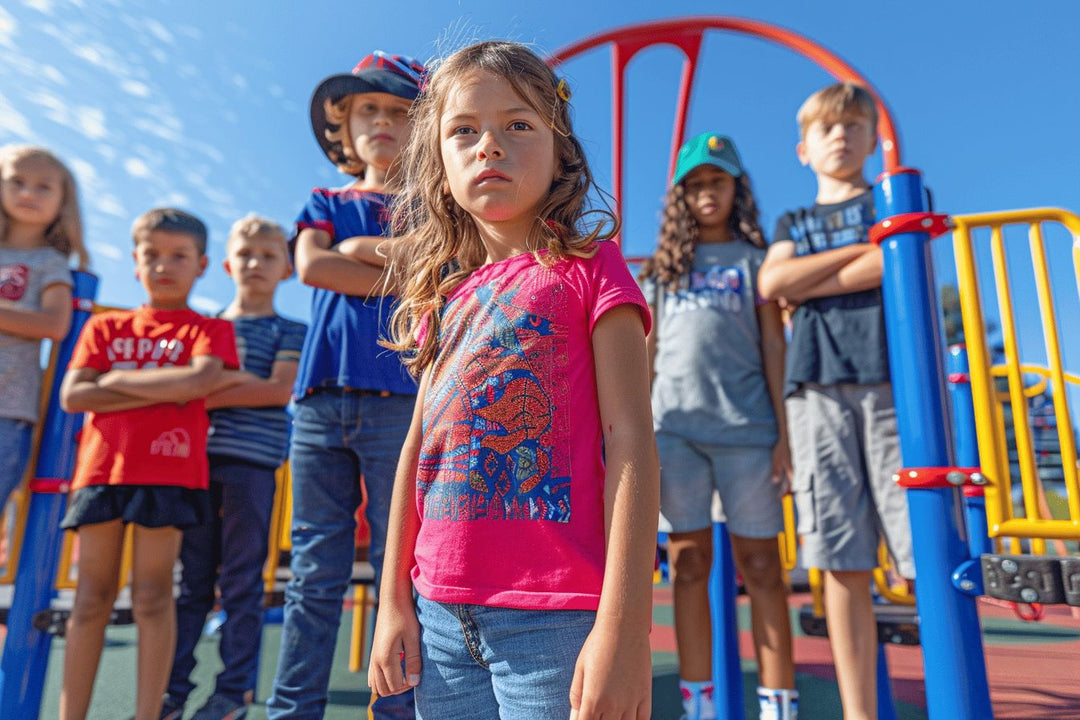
top-left (877, 643), bottom-right (897, 720)
top-left (875, 171), bottom-right (992, 718)
top-left (710, 521), bottom-right (745, 720)
top-left (0, 271), bottom-right (98, 720)
top-left (947, 345), bottom-right (992, 557)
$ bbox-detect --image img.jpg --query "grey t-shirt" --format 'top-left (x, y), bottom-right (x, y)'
top-left (0, 246), bottom-right (73, 422)
top-left (772, 191), bottom-right (889, 397)
top-left (645, 239), bottom-right (778, 448)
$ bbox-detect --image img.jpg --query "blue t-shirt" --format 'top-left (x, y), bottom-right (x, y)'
top-left (772, 190), bottom-right (889, 396)
top-left (208, 314), bottom-right (308, 468)
top-left (292, 187), bottom-right (418, 397)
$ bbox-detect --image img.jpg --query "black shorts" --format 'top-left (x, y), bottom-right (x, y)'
top-left (60, 485), bottom-right (210, 531)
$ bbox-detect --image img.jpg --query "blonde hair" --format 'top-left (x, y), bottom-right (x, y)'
top-left (131, 207), bottom-right (208, 255)
top-left (796, 82), bottom-right (878, 139)
top-left (0, 144), bottom-right (88, 269)
top-left (386, 40), bottom-right (617, 375)
top-left (227, 213), bottom-right (288, 250)
top-left (322, 96), bottom-right (367, 177)
top-left (639, 172), bottom-right (766, 291)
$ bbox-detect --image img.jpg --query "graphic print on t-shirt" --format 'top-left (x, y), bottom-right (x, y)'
top-left (790, 200), bottom-right (872, 256)
top-left (0, 263), bottom-right (29, 301)
top-left (419, 278), bottom-right (571, 523)
top-left (665, 264), bottom-right (747, 315)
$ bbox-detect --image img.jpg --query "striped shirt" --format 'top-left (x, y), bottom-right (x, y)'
top-left (208, 314), bottom-right (308, 468)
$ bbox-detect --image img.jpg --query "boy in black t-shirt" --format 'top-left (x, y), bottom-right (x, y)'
top-left (758, 82), bottom-right (913, 720)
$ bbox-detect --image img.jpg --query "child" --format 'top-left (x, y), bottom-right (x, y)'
top-left (641, 132), bottom-right (797, 720)
top-left (58, 208), bottom-right (238, 720)
top-left (757, 82), bottom-right (914, 720)
top-left (0, 145), bottom-right (87, 518)
top-left (267, 51), bottom-right (425, 720)
top-left (163, 215), bottom-right (306, 720)
top-left (366, 41), bottom-right (659, 720)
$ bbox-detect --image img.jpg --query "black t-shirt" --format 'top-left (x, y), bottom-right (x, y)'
top-left (772, 191), bottom-right (889, 396)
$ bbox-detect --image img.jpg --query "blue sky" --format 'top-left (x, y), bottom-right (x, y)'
top-left (2, 0), bottom-right (1078, 394)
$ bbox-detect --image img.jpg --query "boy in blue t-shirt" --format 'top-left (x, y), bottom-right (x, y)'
top-left (162, 215), bottom-right (306, 720)
top-left (266, 52), bottom-right (424, 720)
top-left (758, 82), bottom-right (914, 720)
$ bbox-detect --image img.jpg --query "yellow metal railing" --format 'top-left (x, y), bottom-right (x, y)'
top-left (952, 208), bottom-right (1080, 542)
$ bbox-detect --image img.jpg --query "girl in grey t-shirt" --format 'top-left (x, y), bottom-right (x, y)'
top-left (0, 145), bottom-right (86, 513)
top-left (639, 133), bottom-right (798, 720)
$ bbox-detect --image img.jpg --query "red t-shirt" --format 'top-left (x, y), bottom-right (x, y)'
top-left (69, 306), bottom-right (239, 490)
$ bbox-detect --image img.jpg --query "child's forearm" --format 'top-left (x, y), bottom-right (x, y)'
top-left (97, 361), bottom-right (223, 403)
top-left (759, 243), bottom-right (873, 301)
top-left (0, 286), bottom-right (72, 341)
top-left (296, 242), bottom-right (392, 297)
top-left (61, 381), bottom-right (161, 413)
top-left (205, 369), bottom-right (294, 409)
top-left (789, 245), bottom-right (884, 301)
top-left (336, 235), bottom-right (394, 268)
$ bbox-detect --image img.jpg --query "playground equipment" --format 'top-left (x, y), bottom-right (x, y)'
top-left (1, 15), bottom-right (1078, 720)
top-left (551, 16), bottom-right (1078, 720)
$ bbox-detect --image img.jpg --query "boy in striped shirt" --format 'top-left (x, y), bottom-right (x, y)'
top-left (163, 215), bottom-right (307, 720)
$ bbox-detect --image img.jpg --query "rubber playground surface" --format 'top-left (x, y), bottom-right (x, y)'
top-left (27, 583), bottom-right (1080, 719)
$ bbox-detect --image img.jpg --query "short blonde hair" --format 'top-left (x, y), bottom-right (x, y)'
top-left (132, 207), bottom-right (208, 255)
top-left (227, 213), bottom-right (288, 251)
top-left (797, 82), bottom-right (878, 139)
top-left (0, 144), bottom-right (89, 269)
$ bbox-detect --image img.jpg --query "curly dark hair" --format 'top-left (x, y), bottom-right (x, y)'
top-left (639, 171), bottom-right (766, 292)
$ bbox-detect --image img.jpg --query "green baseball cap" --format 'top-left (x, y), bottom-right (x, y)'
top-left (672, 132), bottom-right (743, 186)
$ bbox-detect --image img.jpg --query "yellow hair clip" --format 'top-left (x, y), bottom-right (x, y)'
top-left (556, 78), bottom-right (572, 102)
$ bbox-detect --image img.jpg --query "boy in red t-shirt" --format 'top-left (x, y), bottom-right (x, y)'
top-left (58, 208), bottom-right (238, 720)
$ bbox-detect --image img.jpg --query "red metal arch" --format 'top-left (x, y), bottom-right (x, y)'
top-left (548, 17), bottom-right (901, 220)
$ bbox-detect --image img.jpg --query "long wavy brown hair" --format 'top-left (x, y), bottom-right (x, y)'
top-left (638, 171), bottom-right (765, 292)
top-left (385, 40), bottom-right (617, 375)
top-left (0, 145), bottom-right (89, 269)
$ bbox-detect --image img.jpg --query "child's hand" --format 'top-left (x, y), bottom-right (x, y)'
top-left (569, 623), bottom-right (651, 720)
top-left (367, 597), bottom-right (422, 698)
top-left (772, 435), bottom-right (793, 495)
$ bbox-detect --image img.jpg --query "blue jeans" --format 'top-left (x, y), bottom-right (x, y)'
top-left (0, 418), bottom-right (33, 510)
top-left (414, 595), bottom-right (596, 720)
top-left (267, 391), bottom-right (416, 720)
top-left (168, 456), bottom-right (277, 705)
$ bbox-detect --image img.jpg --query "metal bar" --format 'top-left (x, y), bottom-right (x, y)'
top-left (989, 225), bottom-right (1042, 524)
top-left (709, 522), bottom-right (745, 720)
top-left (875, 169), bottom-right (992, 719)
top-left (1028, 223), bottom-right (1080, 521)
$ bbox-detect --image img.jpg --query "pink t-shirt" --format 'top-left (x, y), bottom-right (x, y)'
top-left (411, 241), bottom-right (651, 611)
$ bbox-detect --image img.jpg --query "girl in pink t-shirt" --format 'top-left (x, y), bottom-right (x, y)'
top-left (366, 41), bottom-right (659, 720)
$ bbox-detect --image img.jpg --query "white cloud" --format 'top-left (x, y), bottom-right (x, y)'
top-left (0, 92), bottom-right (32, 138)
top-left (22, 0), bottom-right (55, 14)
top-left (95, 193), bottom-right (126, 217)
top-left (189, 295), bottom-right (221, 314)
top-left (68, 157), bottom-right (98, 187)
top-left (120, 79), bottom-right (150, 97)
top-left (94, 143), bottom-right (116, 163)
top-left (269, 84), bottom-right (285, 99)
top-left (40, 64), bottom-right (66, 84)
top-left (149, 47), bottom-right (167, 64)
top-left (158, 191), bottom-right (190, 207)
top-left (89, 241), bottom-right (122, 261)
top-left (232, 74), bottom-right (247, 90)
top-left (123, 157), bottom-right (151, 178)
top-left (143, 18), bottom-right (173, 44)
top-left (72, 44), bottom-right (103, 65)
top-left (75, 106), bottom-right (107, 140)
top-left (0, 7), bottom-right (17, 49)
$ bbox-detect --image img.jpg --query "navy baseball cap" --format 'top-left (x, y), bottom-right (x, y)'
top-left (310, 51), bottom-right (426, 165)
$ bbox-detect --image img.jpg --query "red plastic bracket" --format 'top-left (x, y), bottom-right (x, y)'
top-left (869, 212), bottom-right (952, 245)
top-left (893, 467), bottom-right (987, 489)
top-left (28, 478), bottom-right (71, 494)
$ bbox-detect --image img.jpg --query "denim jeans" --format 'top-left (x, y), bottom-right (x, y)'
top-left (267, 390), bottom-right (416, 720)
top-left (0, 418), bottom-right (33, 510)
top-left (168, 456), bottom-right (277, 705)
top-left (414, 595), bottom-right (596, 720)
